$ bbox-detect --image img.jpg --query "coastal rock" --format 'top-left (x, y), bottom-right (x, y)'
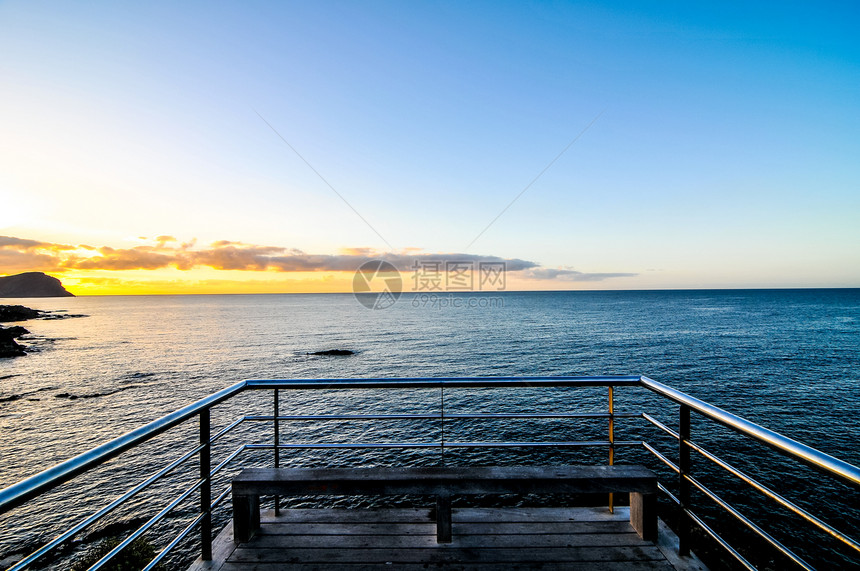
top-left (309, 349), bottom-right (355, 356)
top-left (0, 305), bottom-right (84, 358)
top-left (0, 272), bottom-right (74, 298)
top-left (0, 305), bottom-right (42, 322)
top-left (0, 304), bottom-right (86, 322)
top-left (0, 325), bottom-right (29, 358)
top-left (2, 326), bottom-right (29, 337)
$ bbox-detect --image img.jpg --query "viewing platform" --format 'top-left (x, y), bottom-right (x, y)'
top-left (1, 376), bottom-right (859, 570)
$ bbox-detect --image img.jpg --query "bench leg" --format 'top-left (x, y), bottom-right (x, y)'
top-left (436, 493), bottom-right (452, 543)
top-left (233, 493), bottom-right (260, 543)
top-left (629, 492), bottom-right (657, 541)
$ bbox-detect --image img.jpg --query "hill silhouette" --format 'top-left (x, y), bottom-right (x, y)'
top-left (0, 272), bottom-right (74, 297)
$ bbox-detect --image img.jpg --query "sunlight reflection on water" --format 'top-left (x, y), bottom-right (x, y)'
top-left (1, 290), bottom-right (858, 568)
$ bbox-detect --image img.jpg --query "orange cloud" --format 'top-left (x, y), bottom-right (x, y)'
top-left (0, 249), bottom-right (63, 273)
top-left (1, 236), bottom-right (541, 274)
top-left (338, 247), bottom-right (377, 256)
top-left (0, 236), bottom-right (80, 272)
top-left (1, 235), bottom-right (636, 285)
top-left (0, 236), bottom-right (76, 251)
top-left (67, 248), bottom-right (177, 271)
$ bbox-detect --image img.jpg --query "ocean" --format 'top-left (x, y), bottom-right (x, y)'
top-left (1, 289), bottom-right (859, 569)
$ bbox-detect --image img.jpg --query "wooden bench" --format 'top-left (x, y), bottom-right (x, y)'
top-left (232, 465), bottom-right (657, 544)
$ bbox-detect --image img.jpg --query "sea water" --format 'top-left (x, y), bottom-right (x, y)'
top-left (1, 289), bottom-right (859, 568)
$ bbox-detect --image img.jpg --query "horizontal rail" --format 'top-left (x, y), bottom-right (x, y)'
top-left (443, 440), bottom-right (642, 448)
top-left (644, 408), bottom-right (860, 556)
top-left (642, 441), bottom-right (680, 474)
top-left (449, 412), bottom-right (641, 419)
top-left (244, 376), bottom-right (643, 390)
top-left (687, 437), bottom-right (860, 553)
top-left (642, 412), bottom-right (680, 440)
top-left (644, 411), bottom-right (860, 552)
top-left (0, 381), bottom-right (246, 514)
top-left (211, 483), bottom-right (233, 510)
top-left (142, 511), bottom-right (206, 571)
top-left (5, 441), bottom-right (207, 571)
top-left (6, 411), bottom-right (249, 571)
top-left (244, 412), bottom-right (641, 421)
top-left (684, 472), bottom-right (813, 570)
top-left (246, 414), bottom-right (442, 421)
top-left (245, 440), bottom-right (642, 450)
top-left (212, 416), bottom-right (247, 441)
top-left (684, 500), bottom-right (758, 571)
top-left (657, 481), bottom-right (680, 505)
top-left (657, 483), bottom-right (756, 571)
top-left (89, 478), bottom-right (204, 571)
top-left (3, 374), bottom-right (860, 571)
top-left (212, 445), bottom-right (248, 476)
top-left (640, 376), bottom-right (860, 487)
top-left (0, 376), bottom-right (643, 517)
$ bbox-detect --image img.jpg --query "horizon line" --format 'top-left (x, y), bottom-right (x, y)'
top-left (3, 285), bottom-right (858, 299)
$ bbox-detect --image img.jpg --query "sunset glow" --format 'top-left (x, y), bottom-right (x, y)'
top-left (1, 1), bottom-right (858, 293)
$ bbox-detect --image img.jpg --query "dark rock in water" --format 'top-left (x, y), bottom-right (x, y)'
top-left (0, 305), bottom-right (42, 322)
top-left (3, 325), bottom-right (29, 337)
top-left (0, 344), bottom-right (26, 358)
top-left (41, 312), bottom-right (87, 320)
top-left (309, 349), bottom-right (355, 356)
top-left (0, 304), bottom-right (86, 322)
top-left (0, 272), bottom-right (74, 298)
top-left (0, 325), bottom-right (28, 358)
top-left (0, 304), bottom-right (82, 357)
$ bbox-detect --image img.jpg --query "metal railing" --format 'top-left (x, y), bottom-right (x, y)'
top-left (0, 375), bottom-right (858, 570)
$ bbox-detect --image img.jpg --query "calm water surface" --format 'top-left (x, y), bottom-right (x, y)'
top-left (1, 290), bottom-right (859, 568)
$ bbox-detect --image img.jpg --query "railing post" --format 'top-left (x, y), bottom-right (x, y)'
top-left (199, 408), bottom-right (212, 561)
top-left (440, 386), bottom-right (446, 466)
top-left (274, 388), bottom-right (280, 516)
top-left (608, 386), bottom-right (615, 514)
top-left (678, 404), bottom-right (691, 556)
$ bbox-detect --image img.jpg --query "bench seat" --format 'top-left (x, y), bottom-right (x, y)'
top-left (232, 465), bottom-right (657, 544)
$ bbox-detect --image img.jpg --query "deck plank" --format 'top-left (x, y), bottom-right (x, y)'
top-left (247, 532), bottom-right (645, 548)
top-left (258, 520), bottom-right (636, 536)
top-left (228, 545), bottom-right (668, 563)
top-left (190, 507), bottom-right (706, 571)
top-left (219, 563), bottom-right (675, 571)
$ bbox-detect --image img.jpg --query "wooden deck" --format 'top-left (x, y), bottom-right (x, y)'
top-left (190, 507), bottom-right (707, 570)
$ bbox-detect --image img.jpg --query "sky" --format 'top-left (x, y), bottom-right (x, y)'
top-left (1, 1), bottom-right (858, 295)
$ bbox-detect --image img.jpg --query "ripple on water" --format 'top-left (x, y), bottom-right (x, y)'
top-left (0, 290), bottom-right (858, 568)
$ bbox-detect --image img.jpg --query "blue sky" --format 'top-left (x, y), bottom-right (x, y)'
top-left (1, 1), bottom-right (858, 291)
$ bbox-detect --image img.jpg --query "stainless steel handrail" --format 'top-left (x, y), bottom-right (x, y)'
top-left (0, 375), bottom-right (643, 569)
top-left (640, 376), bottom-right (860, 486)
top-left (684, 471), bottom-right (813, 570)
top-left (641, 408), bottom-right (860, 554)
top-left (0, 375), bottom-right (858, 571)
top-left (0, 380), bottom-right (246, 514)
top-left (243, 412), bottom-right (642, 421)
top-left (5, 441), bottom-right (207, 571)
top-left (244, 440), bottom-right (642, 450)
top-left (242, 375), bottom-right (643, 389)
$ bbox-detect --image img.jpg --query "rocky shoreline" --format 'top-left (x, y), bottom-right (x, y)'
top-left (0, 325), bottom-right (29, 358)
top-left (0, 305), bottom-right (86, 358)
